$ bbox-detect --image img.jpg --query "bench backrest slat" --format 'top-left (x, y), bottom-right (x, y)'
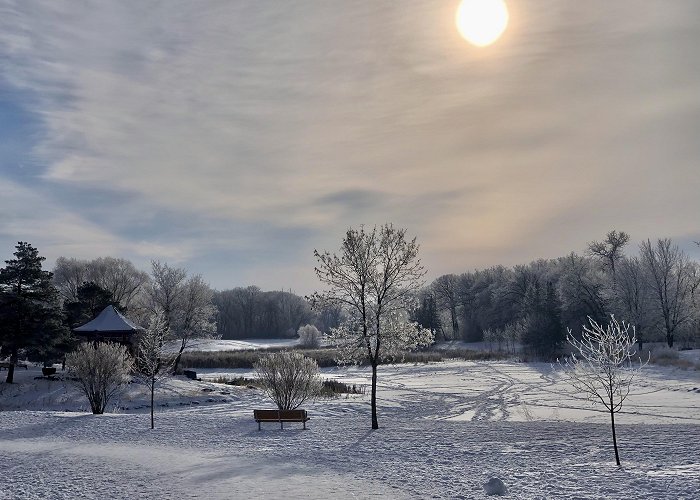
top-left (254, 409), bottom-right (307, 420)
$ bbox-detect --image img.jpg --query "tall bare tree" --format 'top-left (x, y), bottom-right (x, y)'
top-left (148, 261), bottom-right (187, 330)
top-left (432, 274), bottom-right (460, 339)
top-left (314, 224), bottom-right (429, 429)
top-left (587, 230), bottom-right (630, 277)
top-left (52, 257), bottom-right (90, 302)
top-left (173, 275), bottom-right (217, 372)
top-left (613, 257), bottom-right (651, 349)
top-left (53, 256), bottom-right (149, 309)
top-left (148, 262), bottom-right (217, 372)
top-left (640, 239), bottom-right (697, 347)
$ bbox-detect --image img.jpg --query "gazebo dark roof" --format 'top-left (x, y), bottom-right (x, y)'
top-left (73, 305), bottom-right (143, 337)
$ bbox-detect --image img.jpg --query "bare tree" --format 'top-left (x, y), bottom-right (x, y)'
top-left (90, 257), bottom-right (149, 309)
top-left (587, 230), bottom-right (630, 277)
top-left (560, 316), bottom-right (646, 466)
top-left (172, 275), bottom-right (218, 372)
top-left (66, 342), bottom-right (132, 414)
top-left (53, 256), bottom-right (149, 309)
top-left (134, 312), bottom-right (176, 429)
top-left (640, 239), bottom-right (698, 347)
top-left (148, 261), bottom-right (187, 330)
top-left (432, 274), bottom-right (460, 339)
top-left (254, 352), bottom-right (321, 410)
top-left (148, 263), bottom-right (217, 372)
top-left (613, 257), bottom-right (651, 349)
top-left (52, 257), bottom-right (89, 302)
top-left (314, 224), bottom-right (429, 429)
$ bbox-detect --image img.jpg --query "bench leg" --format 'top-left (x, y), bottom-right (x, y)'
top-left (303, 421), bottom-right (306, 430)
top-left (280, 421), bottom-right (284, 430)
top-left (258, 421), bottom-right (261, 431)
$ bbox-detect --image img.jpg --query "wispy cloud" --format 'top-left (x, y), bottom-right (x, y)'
top-left (1, 1), bottom-right (699, 291)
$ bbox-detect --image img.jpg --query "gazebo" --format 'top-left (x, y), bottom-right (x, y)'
top-left (73, 305), bottom-right (143, 347)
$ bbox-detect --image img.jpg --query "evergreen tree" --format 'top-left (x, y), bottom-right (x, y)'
top-left (0, 242), bottom-right (67, 382)
top-left (411, 294), bottom-right (442, 339)
top-left (521, 281), bottom-right (564, 357)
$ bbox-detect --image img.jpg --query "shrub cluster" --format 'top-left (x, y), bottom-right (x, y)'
top-left (181, 347), bottom-right (509, 369)
top-left (321, 379), bottom-right (366, 396)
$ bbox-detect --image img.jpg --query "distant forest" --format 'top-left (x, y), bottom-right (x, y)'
top-left (43, 231), bottom-right (700, 351)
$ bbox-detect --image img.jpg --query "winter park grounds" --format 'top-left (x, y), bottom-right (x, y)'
top-left (1, 343), bottom-right (699, 499)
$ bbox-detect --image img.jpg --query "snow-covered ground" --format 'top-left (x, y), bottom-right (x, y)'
top-left (166, 337), bottom-right (299, 352)
top-left (1, 359), bottom-right (699, 499)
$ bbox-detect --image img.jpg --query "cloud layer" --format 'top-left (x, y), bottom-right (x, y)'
top-left (1, 0), bottom-right (699, 291)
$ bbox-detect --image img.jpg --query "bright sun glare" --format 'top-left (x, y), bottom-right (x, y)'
top-left (456, 0), bottom-right (509, 47)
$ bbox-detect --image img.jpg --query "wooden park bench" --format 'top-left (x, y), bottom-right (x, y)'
top-left (253, 409), bottom-right (309, 430)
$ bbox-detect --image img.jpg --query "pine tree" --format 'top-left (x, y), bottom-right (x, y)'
top-left (411, 294), bottom-right (442, 338)
top-left (0, 242), bottom-right (66, 383)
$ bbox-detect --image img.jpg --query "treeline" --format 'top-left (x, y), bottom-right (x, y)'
top-left (413, 232), bottom-right (700, 355)
top-left (0, 246), bottom-right (222, 383)
top-left (53, 255), bottom-right (342, 340)
top-left (3, 229), bottom-right (698, 366)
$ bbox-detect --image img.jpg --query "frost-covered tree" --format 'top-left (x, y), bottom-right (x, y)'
top-left (297, 324), bottom-right (322, 348)
top-left (329, 311), bottom-right (434, 366)
top-left (134, 312), bottom-right (175, 429)
top-left (67, 342), bottom-right (132, 414)
top-left (254, 352), bottom-right (321, 410)
top-left (314, 224), bottom-right (430, 429)
top-left (560, 316), bottom-right (646, 466)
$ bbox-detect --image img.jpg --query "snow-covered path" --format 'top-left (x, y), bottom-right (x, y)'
top-left (1, 360), bottom-right (699, 499)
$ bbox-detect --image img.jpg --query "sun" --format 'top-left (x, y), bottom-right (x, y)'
top-left (456, 0), bottom-right (509, 47)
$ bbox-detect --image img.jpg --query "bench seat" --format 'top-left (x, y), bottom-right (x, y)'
top-left (253, 409), bottom-right (309, 430)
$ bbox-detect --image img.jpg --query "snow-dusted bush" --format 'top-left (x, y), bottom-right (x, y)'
top-left (254, 352), bottom-right (321, 410)
top-left (67, 342), bottom-right (133, 414)
top-left (559, 315), bottom-right (647, 466)
top-left (297, 324), bottom-right (322, 348)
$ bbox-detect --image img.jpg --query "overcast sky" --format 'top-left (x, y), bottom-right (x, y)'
top-left (1, 0), bottom-right (699, 293)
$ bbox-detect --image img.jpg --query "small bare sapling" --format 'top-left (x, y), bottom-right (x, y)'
top-left (560, 315), bottom-right (647, 466)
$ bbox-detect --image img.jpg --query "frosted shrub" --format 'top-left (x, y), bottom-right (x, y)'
top-left (297, 324), bottom-right (322, 348)
top-left (254, 352), bottom-right (321, 410)
top-left (67, 342), bottom-right (133, 414)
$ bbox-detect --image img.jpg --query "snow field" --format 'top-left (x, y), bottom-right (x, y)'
top-left (1, 359), bottom-right (699, 499)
